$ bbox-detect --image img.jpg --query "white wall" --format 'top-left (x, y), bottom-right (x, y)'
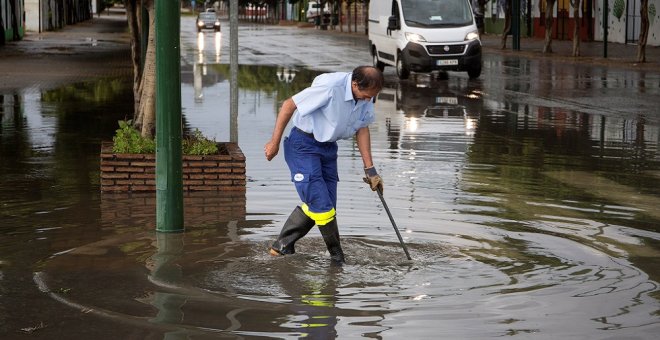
top-left (593, 0), bottom-right (659, 46)
top-left (490, 0), bottom-right (660, 47)
top-left (25, 0), bottom-right (40, 32)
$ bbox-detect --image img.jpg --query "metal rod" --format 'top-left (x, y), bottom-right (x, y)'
top-left (603, 0), bottom-right (609, 58)
top-left (230, 0), bottom-right (239, 143)
top-left (376, 188), bottom-right (412, 260)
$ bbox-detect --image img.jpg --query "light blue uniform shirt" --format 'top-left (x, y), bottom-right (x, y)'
top-left (291, 72), bottom-right (376, 142)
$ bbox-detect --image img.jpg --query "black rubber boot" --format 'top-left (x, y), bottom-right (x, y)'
top-left (319, 218), bottom-right (345, 264)
top-left (269, 206), bottom-right (315, 255)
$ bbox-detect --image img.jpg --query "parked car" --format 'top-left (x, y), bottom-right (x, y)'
top-left (196, 12), bottom-right (220, 32)
top-left (306, 1), bottom-right (330, 20)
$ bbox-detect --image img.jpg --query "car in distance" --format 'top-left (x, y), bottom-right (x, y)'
top-left (306, 1), bottom-right (330, 21)
top-left (196, 12), bottom-right (221, 32)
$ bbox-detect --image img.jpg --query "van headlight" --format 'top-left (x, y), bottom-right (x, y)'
top-left (465, 31), bottom-right (480, 41)
top-left (405, 32), bottom-right (427, 43)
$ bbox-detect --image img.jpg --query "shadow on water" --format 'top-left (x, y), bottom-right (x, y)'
top-left (1, 60), bottom-right (660, 338)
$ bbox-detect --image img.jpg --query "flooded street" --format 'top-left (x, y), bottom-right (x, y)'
top-left (1, 16), bottom-right (659, 339)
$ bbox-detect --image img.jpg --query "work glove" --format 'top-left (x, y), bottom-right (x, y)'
top-left (363, 166), bottom-right (384, 193)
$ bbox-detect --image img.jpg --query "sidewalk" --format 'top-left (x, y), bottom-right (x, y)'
top-left (479, 33), bottom-right (660, 72)
top-left (0, 9), bottom-right (132, 92)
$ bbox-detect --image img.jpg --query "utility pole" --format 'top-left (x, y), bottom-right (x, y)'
top-left (155, 0), bottom-right (184, 232)
top-left (603, 0), bottom-right (608, 58)
top-left (230, 0), bottom-right (239, 143)
top-left (512, 0), bottom-right (521, 50)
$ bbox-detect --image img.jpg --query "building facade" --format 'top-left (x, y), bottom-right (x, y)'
top-left (483, 0), bottom-right (660, 46)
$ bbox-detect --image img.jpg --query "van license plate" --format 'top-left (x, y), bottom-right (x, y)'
top-left (436, 97), bottom-right (458, 104)
top-left (437, 59), bottom-right (458, 66)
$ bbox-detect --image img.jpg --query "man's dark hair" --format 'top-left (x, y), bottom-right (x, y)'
top-left (352, 66), bottom-right (384, 91)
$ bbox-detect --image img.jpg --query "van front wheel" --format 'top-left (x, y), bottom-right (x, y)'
top-left (396, 53), bottom-right (410, 80)
top-left (467, 64), bottom-right (482, 79)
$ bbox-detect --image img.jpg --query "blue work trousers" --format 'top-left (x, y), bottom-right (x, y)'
top-left (283, 127), bottom-right (339, 216)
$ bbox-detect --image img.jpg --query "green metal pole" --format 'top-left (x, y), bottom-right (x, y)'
top-left (155, 0), bottom-right (184, 232)
top-left (603, 0), bottom-right (608, 58)
top-left (512, 0), bottom-right (521, 50)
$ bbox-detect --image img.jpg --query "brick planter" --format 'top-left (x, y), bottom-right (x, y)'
top-left (100, 142), bottom-right (246, 192)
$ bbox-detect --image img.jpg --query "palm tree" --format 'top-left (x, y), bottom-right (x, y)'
top-left (543, 0), bottom-right (556, 53)
top-left (571, 0), bottom-right (581, 56)
top-left (637, 0), bottom-right (650, 62)
top-left (125, 0), bottom-right (157, 138)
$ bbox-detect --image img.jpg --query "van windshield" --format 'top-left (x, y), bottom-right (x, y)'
top-left (401, 0), bottom-right (474, 28)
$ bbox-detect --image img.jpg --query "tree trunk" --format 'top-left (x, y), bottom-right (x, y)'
top-left (347, 1), bottom-right (351, 33)
top-left (478, 0), bottom-right (486, 35)
top-left (339, 0), bottom-right (343, 32)
top-left (500, 0), bottom-right (511, 49)
top-left (8, 0), bottom-right (20, 41)
top-left (125, 0), bottom-right (142, 120)
top-left (637, 0), bottom-right (649, 63)
top-left (352, 1), bottom-right (356, 33)
top-left (47, 0), bottom-right (53, 30)
top-left (332, 0), bottom-right (338, 30)
top-left (58, 0), bottom-right (65, 29)
top-left (0, 2), bottom-right (6, 46)
top-left (571, 0), bottom-right (581, 56)
top-left (543, 0), bottom-right (556, 53)
top-left (138, 1), bottom-right (157, 138)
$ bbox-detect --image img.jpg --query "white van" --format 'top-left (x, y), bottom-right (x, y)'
top-left (368, 0), bottom-right (482, 79)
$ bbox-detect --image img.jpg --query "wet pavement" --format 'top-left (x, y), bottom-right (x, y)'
top-left (0, 13), bottom-right (132, 92)
top-left (1, 10), bottom-right (660, 340)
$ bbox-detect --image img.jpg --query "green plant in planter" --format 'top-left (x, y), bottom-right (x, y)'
top-left (112, 120), bottom-right (156, 154)
top-left (183, 129), bottom-right (218, 155)
top-left (112, 121), bottom-right (218, 155)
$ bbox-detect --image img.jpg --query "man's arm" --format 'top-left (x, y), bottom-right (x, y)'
top-left (356, 127), bottom-right (374, 169)
top-left (356, 126), bottom-right (373, 168)
top-left (264, 98), bottom-right (297, 161)
top-left (356, 126), bottom-right (384, 192)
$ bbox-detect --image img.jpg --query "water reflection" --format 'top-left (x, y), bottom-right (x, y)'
top-left (469, 101), bottom-right (659, 175)
top-left (1, 64), bottom-right (660, 338)
top-left (275, 67), bottom-right (297, 84)
top-left (181, 65), bottom-right (321, 142)
top-left (376, 79), bottom-right (482, 155)
top-left (196, 31), bottom-right (222, 64)
top-left (191, 31), bottom-right (223, 102)
top-left (0, 81), bottom-right (132, 217)
top-left (101, 192), bottom-right (246, 229)
top-left (148, 233), bottom-right (186, 333)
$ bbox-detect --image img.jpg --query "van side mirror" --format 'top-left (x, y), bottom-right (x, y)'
top-left (387, 15), bottom-right (400, 31)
